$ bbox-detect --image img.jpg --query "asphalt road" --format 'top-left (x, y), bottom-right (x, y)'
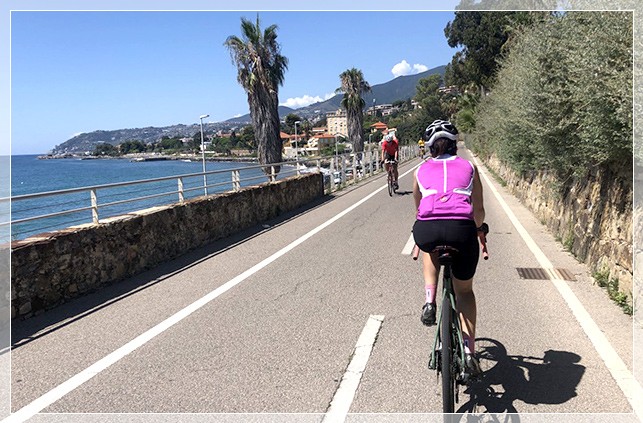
top-left (8, 145), bottom-right (640, 423)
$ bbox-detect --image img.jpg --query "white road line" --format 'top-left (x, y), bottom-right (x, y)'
top-left (4, 165), bottom-right (417, 423)
top-left (402, 233), bottom-right (416, 256)
top-left (322, 315), bottom-right (384, 423)
top-left (471, 155), bottom-right (643, 420)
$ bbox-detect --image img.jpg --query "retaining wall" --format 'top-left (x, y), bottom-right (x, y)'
top-left (9, 173), bottom-right (324, 319)
top-left (485, 155), bottom-right (633, 295)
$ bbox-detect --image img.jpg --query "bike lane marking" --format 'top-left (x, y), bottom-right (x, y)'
top-left (471, 155), bottom-right (643, 420)
top-left (322, 315), bottom-right (384, 423)
top-left (4, 164), bottom-right (420, 423)
top-left (402, 233), bottom-right (416, 256)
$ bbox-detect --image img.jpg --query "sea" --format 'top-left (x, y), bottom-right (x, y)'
top-left (2, 155), bottom-right (294, 243)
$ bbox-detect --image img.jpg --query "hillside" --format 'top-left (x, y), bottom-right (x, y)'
top-left (52, 65), bottom-right (446, 154)
top-left (224, 65), bottom-right (446, 123)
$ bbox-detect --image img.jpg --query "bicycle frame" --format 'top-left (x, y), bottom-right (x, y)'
top-left (428, 255), bottom-right (468, 409)
top-left (384, 159), bottom-right (397, 196)
top-left (429, 261), bottom-right (467, 370)
top-left (417, 224), bottom-right (489, 413)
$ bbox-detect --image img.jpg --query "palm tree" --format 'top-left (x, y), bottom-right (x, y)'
top-left (225, 16), bottom-right (288, 173)
top-left (336, 68), bottom-right (371, 154)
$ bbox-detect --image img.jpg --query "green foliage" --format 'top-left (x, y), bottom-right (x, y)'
top-left (93, 142), bottom-right (118, 156)
top-left (237, 125), bottom-right (256, 150)
top-left (414, 74), bottom-right (443, 119)
top-left (336, 68), bottom-right (371, 152)
top-left (225, 15), bottom-right (288, 169)
top-left (593, 268), bottom-right (633, 315)
top-left (283, 113), bottom-right (304, 134)
top-left (118, 140), bottom-right (146, 154)
top-left (159, 137), bottom-right (184, 151)
top-left (444, 10), bottom-right (548, 91)
top-left (470, 12), bottom-right (632, 180)
top-left (451, 92), bottom-right (479, 133)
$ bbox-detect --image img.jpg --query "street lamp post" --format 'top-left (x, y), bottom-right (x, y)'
top-left (199, 114), bottom-right (209, 196)
top-left (294, 120), bottom-right (301, 162)
top-left (334, 134), bottom-right (338, 159)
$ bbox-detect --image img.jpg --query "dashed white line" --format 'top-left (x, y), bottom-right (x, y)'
top-left (322, 315), bottom-right (384, 423)
top-left (402, 233), bottom-right (416, 256)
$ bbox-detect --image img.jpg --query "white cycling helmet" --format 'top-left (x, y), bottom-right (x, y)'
top-left (424, 120), bottom-right (458, 147)
top-left (384, 134), bottom-right (394, 142)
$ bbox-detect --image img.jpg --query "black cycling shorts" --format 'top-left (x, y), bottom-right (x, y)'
top-left (412, 219), bottom-right (479, 280)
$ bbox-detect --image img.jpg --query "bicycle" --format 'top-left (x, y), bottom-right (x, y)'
top-left (384, 159), bottom-right (398, 196)
top-left (413, 223), bottom-right (489, 413)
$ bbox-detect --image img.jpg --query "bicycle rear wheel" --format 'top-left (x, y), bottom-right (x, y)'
top-left (441, 293), bottom-right (455, 413)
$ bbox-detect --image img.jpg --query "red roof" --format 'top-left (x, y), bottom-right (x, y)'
top-left (370, 121), bottom-right (388, 129)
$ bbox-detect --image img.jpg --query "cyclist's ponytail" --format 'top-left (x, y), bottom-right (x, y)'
top-left (429, 138), bottom-right (457, 157)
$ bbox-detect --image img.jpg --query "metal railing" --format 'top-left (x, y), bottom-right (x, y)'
top-left (1, 146), bottom-right (417, 243)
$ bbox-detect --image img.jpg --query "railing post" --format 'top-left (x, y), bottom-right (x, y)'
top-left (232, 170), bottom-right (241, 191)
top-left (178, 177), bottom-right (185, 204)
top-left (352, 154), bottom-right (357, 183)
top-left (271, 166), bottom-right (276, 183)
top-left (90, 189), bottom-right (99, 224)
top-left (330, 158), bottom-right (336, 191)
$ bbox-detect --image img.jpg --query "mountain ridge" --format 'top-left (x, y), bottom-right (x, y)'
top-left (52, 65), bottom-right (445, 154)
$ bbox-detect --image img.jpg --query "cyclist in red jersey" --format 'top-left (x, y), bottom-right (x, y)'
top-left (380, 129), bottom-right (399, 189)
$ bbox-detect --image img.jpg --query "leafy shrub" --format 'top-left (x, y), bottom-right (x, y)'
top-left (470, 12), bottom-right (632, 179)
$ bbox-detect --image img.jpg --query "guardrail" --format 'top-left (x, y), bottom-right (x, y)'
top-left (1, 146), bottom-right (417, 243)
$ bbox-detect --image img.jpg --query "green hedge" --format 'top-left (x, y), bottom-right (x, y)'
top-left (469, 12), bottom-right (632, 180)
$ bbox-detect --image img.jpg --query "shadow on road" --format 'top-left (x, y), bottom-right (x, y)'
top-left (452, 337), bottom-right (585, 422)
top-left (11, 194), bottom-right (338, 348)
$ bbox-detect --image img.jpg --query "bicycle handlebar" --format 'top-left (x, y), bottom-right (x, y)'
top-left (412, 244), bottom-right (420, 260)
top-left (478, 223), bottom-right (489, 260)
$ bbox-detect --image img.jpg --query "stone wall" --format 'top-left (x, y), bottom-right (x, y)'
top-left (485, 155), bottom-right (633, 295)
top-left (9, 173), bottom-right (324, 319)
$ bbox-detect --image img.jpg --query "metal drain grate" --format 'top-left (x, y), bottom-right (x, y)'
top-left (516, 268), bottom-right (576, 281)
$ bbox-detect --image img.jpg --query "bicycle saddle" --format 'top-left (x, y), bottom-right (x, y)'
top-left (430, 245), bottom-right (459, 265)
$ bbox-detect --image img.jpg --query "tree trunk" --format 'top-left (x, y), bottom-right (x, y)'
top-left (249, 87), bottom-right (282, 175)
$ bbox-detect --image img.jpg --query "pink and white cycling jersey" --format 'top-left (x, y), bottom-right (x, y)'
top-left (416, 155), bottom-right (475, 221)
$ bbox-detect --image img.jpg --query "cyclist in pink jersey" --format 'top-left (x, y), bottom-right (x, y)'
top-left (412, 119), bottom-right (486, 375)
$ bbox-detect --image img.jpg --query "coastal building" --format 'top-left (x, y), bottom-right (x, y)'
top-left (369, 121), bottom-right (388, 133)
top-left (366, 104), bottom-right (398, 117)
top-left (326, 109), bottom-right (348, 138)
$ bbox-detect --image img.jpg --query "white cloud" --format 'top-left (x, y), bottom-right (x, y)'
top-left (391, 60), bottom-right (429, 77)
top-left (280, 93), bottom-right (335, 109)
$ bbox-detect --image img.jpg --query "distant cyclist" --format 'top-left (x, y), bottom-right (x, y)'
top-left (381, 129), bottom-right (399, 190)
top-left (412, 119), bottom-right (486, 376)
top-left (417, 138), bottom-right (425, 158)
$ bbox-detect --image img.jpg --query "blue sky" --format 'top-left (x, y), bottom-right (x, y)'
top-left (6, 2), bottom-right (462, 155)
